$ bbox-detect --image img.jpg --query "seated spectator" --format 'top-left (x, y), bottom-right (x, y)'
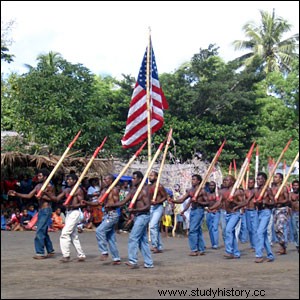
top-left (51, 207), bottom-right (65, 231)
top-left (77, 207), bottom-right (93, 232)
top-left (20, 174), bottom-right (33, 194)
top-left (20, 209), bottom-right (32, 230)
top-left (7, 209), bottom-right (22, 231)
top-left (27, 204), bottom-right (38, 217)
top-left (1, 209), bottom-right (10, 230)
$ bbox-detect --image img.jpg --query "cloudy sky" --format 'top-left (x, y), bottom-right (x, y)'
top-left (1, 1), bottom-right (299, 79)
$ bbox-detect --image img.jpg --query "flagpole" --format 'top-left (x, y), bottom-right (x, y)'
top-left (146, 28), bottom-right (152, 168)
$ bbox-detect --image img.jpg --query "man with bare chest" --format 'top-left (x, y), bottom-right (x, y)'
top-left (210, 175), bottom-right (245, 259)
top-left (205, 181), bottom-right (221, 249)
top-left (272, 173), bottom-right (290, 255)
top-left (8, 168), bottom-right (56, 259)
top-left (110, 171), bottom-right (153, 268)
top-left (244, 177), bottom-right (258, 251)
top-left (171, 174), bottom-right (206, 256)
top-left (45, 173), bottom-right (86, 262)
top-left (254, 172), bottom-right (275, 263)
top-left (83, 174), bottom-right (121, 265)
top-left (290, 180), bottom-right (299, 252)
top-left (148, 170), bottom-right (168, 253)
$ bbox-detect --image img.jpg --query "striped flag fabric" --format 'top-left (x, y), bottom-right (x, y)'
top-left (121, 42), bottom-right (168, 149)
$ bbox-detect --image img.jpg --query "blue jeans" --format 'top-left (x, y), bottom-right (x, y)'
top-left (219, 209), bottom-right (227, 243)
top-left (96, 211), bottom-right (120, 261)
top-left (246, 209), bottom-right (258, 249)
top-left (256, 209), bottom-right (274, 260)
top-left (128, 213), bottom-right (153, 268)
top-left (292, 212), bottom-right (299, 248)
top-left (225, 212), bottom-right (241, 257)
top-left (34, 207), bottom-right (54, 256)
top-left (150, 204), bottom-right (164, 250)
top-left (188, 207), bottom-right (205, 252)
top-left (206, 211), bottom-right (220, 248)
top-left (237, 213), bottom-right (249, 243)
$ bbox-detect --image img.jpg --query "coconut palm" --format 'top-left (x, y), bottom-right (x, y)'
top-left (24, 51), bottom-right (63, 72)
top-left (232, 9), bottom-right (299, 74)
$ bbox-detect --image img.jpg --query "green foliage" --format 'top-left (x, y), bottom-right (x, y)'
top-left (1, 11), bottom-right (298, 171)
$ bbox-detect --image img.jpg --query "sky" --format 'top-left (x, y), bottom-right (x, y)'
top-left (1, 1), bottom-right (299, 79)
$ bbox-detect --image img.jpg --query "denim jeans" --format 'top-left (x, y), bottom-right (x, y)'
top-left (96, 211), bottom-right (120, 261)
top-left (236, 212), bottom-right (249, 243)
top-left (256, 209), bottom-right (274, 260)
top-left (225, 212), bottom-right (241, 257)
top-left (219, 209), bottom-right (227, 243)
top-left (292, 211), bottom-right (299, 248)
top-left (128, 213), bottom-right (153, 268)
top-left (206, 211), bottom-right (220, 248)
top-left (188, 207), bottom-right (205, 252)
top-left (245, 209), bottom-right (258, 249)
top-left (34, 207), bottom-right (54, 256)
top-left (149, 204), bottom-right (164, 250)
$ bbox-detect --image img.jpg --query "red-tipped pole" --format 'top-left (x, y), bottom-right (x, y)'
top-left (64, 137), bottom-right (107, 206)
top-left (36, 130), bottom-right (82, 198)
top-left (98, 141), bottom-right (147, 204)
top-left (152, 128), bottom-right (173, 202)
top-left (229, 141), bottom-right (256, 200)
top-left (274, 152), bottom-right (299, 202)
top-left (256, 138), bottom-right (292, 203)
top-left (233, 159), bottom-right (237, 179)
top-left (128, 141), bottom-right (166, 209)
top-left (229, 162), bottom-right (232, 175)
top-left (192, 140), bottom-right (226, 201)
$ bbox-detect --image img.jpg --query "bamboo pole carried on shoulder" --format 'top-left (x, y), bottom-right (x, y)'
top-left (36, 130), bottom-right (81, 198)
top-left (229, 141), bottom-right (256, 200)
top-left (63, 137), bottom-right (107, 205)
top-left (256, 138), bottom-right (292, 202)
top-left (152, 128), bottom-right (173, 202)
top-left (128, 140), bottom-right (166, 209)
top-left (274, 152), bottom-right (299, 202)
top-left (98, 141), bottom-right (147, 204)
top-left (192, 140), bottom-right (226, 201)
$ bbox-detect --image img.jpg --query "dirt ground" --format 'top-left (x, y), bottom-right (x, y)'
top-left (1, 230), bottom-right (299, 299)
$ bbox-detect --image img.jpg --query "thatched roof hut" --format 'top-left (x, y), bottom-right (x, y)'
top-left (1, 151), bottom-right (114, 178)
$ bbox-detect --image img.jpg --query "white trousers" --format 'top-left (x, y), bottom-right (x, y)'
top-left (60, 210), bottom-right (86, 258)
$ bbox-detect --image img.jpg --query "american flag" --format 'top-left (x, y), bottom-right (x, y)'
top-left (121, 42), bottom-right (168, 149)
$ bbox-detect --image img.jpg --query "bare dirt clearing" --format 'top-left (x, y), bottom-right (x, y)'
top-left (1, 230), bottom-right (299, 299)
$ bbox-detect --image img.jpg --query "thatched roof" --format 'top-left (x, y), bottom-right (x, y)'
top-left (1, 151), bottom-right (114, 178)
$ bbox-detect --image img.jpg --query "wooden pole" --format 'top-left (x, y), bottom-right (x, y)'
top-left (146, 28), bottom-right (152, 168)
top-left (233, 159), bottom-right (237, 179)
top-left (256, 138), bottom-right (292, 202)
top-left (128, 141), bottom-right (165, 209)
top-left (192, 140), bottom-right (226, 201)
top-left (63, 137), bottom-right (107, 205)
top-left (274, 152), bottom-right (299, 202)
top-left (229, 141), bottom-right (256, 200)
top-left (98, 142), bottom-right (147, 204)
top-left (152, 128), bottom-right (173, 202)
top-left (36, 130), bottom-right (81, 198)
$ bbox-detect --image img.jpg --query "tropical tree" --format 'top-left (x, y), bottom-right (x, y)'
top-left (232, 9), bottom-right (299, 73)
top-left (1, 20), bottom-right (15, 63)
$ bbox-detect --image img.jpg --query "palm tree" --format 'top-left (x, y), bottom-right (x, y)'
top-left (24, 51), bottom-right (63, 72)
top-left (232, 9), bottom-right (299, 74)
